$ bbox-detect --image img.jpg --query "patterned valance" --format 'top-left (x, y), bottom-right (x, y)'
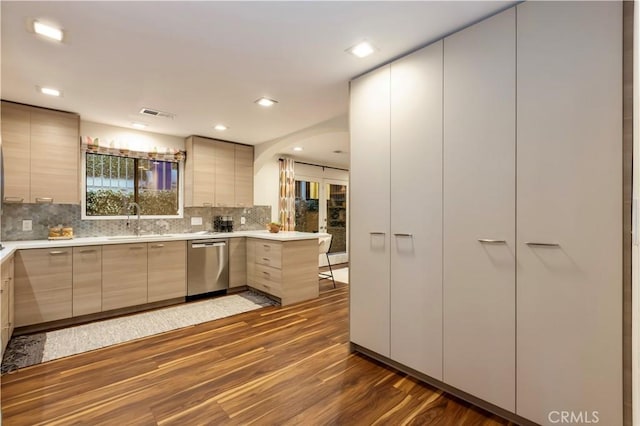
top-left (81, 136), bottom-right (186, 162)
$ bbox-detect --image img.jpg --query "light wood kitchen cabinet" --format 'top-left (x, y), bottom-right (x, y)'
top-left (14, 248), bottom-right (73, 327)
top-left (389, 41), bottom-right (443, 380)
top-left (147, 241), bottom-right (186, 303)
top-left (1, 102), bottom-right (31, 203)
top-left (1, 255), bottom-right (15, 354)
top-left (102, 243), bottom-right (148, 311)
top-left (234, 144), bottom-right (254, 207)
top-left (72, 246), bottom-right (102, 316)
top-left (184, 135), bottom-right (254, 207)
top-left (516, 2), bottom-right (622, 424)
top-left (214, 141), bottom-right (235, 207)
top-left (184, 136), bottom-right (216, 206)
top-left (443, 8), bottom-right (515, 411)
top-left (1, 101), bottom-right (80, 204)
top-left (246, 238), bottom-right (318, 305)
top-left (229, 238), bottom-right (247, 288)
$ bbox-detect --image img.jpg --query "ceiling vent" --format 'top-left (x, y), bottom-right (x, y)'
top-left (139, 107), bottom-right (174, 119)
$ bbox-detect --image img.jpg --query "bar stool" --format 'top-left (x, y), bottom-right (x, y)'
top-left (318, 234), bottom-right (336, 288)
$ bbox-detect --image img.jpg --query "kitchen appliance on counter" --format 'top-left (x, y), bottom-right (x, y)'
top-left (213, 216), bottom-right (234, 232)
top-left (187, 239), bottom-right (229, 298)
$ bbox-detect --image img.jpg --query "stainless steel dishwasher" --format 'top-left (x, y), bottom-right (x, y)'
top-left (187, 239), bottom-right (229, 297)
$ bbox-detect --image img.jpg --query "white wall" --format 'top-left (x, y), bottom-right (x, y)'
top-left (254, 158), bottom-right (280, 222)
top-left (80, 121), bottom-right (184, 152)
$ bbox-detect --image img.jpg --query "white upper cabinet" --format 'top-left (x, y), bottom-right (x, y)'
top-left (443, 8), bottom-right (516, 411)
top-left (390, 41), bottom-right (443, 379)
top-left (516, 2), bottom-right (622, 425)
top-left (349, 65), bottom-right (391, 357)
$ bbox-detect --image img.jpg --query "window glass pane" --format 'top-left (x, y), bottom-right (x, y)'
top-left (137, 159), bottom-right (179, 215)
top-left (86, 153), bottom-right (134, 216)
top-left (86, 153), bottom-right (180, 217)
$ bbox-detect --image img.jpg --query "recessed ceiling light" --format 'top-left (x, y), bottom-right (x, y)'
top-left (214, 124), bottom-right (228, 131)
top-left (293, 147), bottom-right (303, 152)
top-left (347, 41), bottom-right (376, 58)
top-left (33, 21), bottom-right (63, 41)
top-left (131, 122), bottom-right (147, 129)
top-left (255, 97), bottom-right (278, 107)
top-left (38, 86), bottom-right (61, 97)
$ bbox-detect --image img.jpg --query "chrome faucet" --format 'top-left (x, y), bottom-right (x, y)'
top-left (126, 202), bottom-right (142, 236)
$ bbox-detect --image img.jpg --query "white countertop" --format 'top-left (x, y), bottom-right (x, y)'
top-left (0, 230), bottom-right (326, 263)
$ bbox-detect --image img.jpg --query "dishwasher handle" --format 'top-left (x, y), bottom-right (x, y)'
top-left (191, 241), bottom-right (227, 249)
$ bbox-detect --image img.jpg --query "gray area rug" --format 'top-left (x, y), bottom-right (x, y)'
top-left (1, 291), bottom-right (275, 374)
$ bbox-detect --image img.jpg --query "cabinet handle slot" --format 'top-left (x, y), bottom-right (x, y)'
top-left (478, 239), bottom-right (506, 244)
top-left (370, 232), bottom-right (386, 235)
top-left (151, 244), bottom-right (165, 248)
top-left (79, 249), bottom-right (97, 253)
top-left (129, 246), bottom-right (145, 250)
top-left (394, 233), bottom-right (413, 237)
top-left (525, 242), bottom-right (560, 247)
top-left (49, 251), bottom-right (68, 255)
top-left (262, 257), bottom-right (269, 261)
top-left (35, 197), bottom-right (53, 204)
top-left (262, 271), bottom-right (270, 276)
top-left (3, 197), bottom-right (23, 203)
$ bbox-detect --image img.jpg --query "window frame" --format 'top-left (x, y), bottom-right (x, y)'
top-left (81, 151), bottom-right (184, 220)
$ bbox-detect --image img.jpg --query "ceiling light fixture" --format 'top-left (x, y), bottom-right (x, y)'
top-left (131, 122), bottom-right (148, 129)
top-left (255, 97), bottom-right (278, 107)
top-left (33, 21), bottom-right (63, 41)
top-left (214, 124), bottom-right (228, 131)
top-left (346, 41), bottom-right (376, 58)
top-left (38, 86), bottom-right (61, 97)
top-left (293, 147), bottom-right (303, 152)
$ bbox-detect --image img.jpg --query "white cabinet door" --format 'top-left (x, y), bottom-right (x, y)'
top-left (443, 8), bottom-right (516, 411)
top-left (349, 65), bottom-right (391, 356)
top-left (517, 2), bottom-right (622, 425)
top-left (390, 41), bottom-right (443, 379)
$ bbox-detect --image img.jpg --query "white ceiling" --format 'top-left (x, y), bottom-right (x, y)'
top-left (1, 1), bottom-right (515, 168)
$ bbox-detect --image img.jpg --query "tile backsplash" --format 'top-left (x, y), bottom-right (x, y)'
top-left (1, 204), bottom-right (271, 241)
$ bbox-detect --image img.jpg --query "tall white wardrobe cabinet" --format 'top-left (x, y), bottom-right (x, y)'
top-left (350, 41), bottom-right (444, 378)
top-left (349, 2), bottom-right (622, 425)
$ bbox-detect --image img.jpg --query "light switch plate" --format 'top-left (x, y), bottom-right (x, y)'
top-left (241, 216), bottom-right (246, 225)
top-left (191, 217), bottom-right (203, 226)
top-left (22, 219), bottom-right (32, 231)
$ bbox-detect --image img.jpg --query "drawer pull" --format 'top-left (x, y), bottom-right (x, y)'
top-left (129, 246), bottom-right (145, 250)
top-left (525, 242), bottom-right (560, 248)
top-left (478, 239), bottom-right (506, 244)
top-left (35, 197), bottom-right (53, 204)
top-left (49, 250), bottom-right (68, 255)
top-left (370, 232), bottom-right (385, 235)
top-left (262, 257), bottom-right (270, 261)
top-left (394, 233), bottom-right (413, 237)
top-left (262, 271), bottom-right (271, 276)
top-left (79, 249), bottom-right (97, 253)
top-left (151, 244), bottom-right (165, 248)
top-left (3, 197), bottom-right (23, 203)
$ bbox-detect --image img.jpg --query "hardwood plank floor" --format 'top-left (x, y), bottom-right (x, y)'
top-left (2, 281), bottom-right (514, 425)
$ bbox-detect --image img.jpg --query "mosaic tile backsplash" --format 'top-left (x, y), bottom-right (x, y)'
top-left (1, 204), bottom-right (272, 241)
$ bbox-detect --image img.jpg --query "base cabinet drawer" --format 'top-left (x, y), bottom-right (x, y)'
top-left (14, 248), bottom-right (73, 327)
top-left (73, 247), bottom-right (102, 316)
top-left (102, 244), bottom-right (148, 311)
top-left (255, 241), bottom-right (282, 269)
top-left (253, 264), bottom-right (282, 296)
top-left (148, 241), bottom-right (186, 302)
top-left (1, 256), bottom-right (15, 354)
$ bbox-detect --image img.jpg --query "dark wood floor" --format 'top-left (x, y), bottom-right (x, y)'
top-left (1, 279), bottom-right (513, 425)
